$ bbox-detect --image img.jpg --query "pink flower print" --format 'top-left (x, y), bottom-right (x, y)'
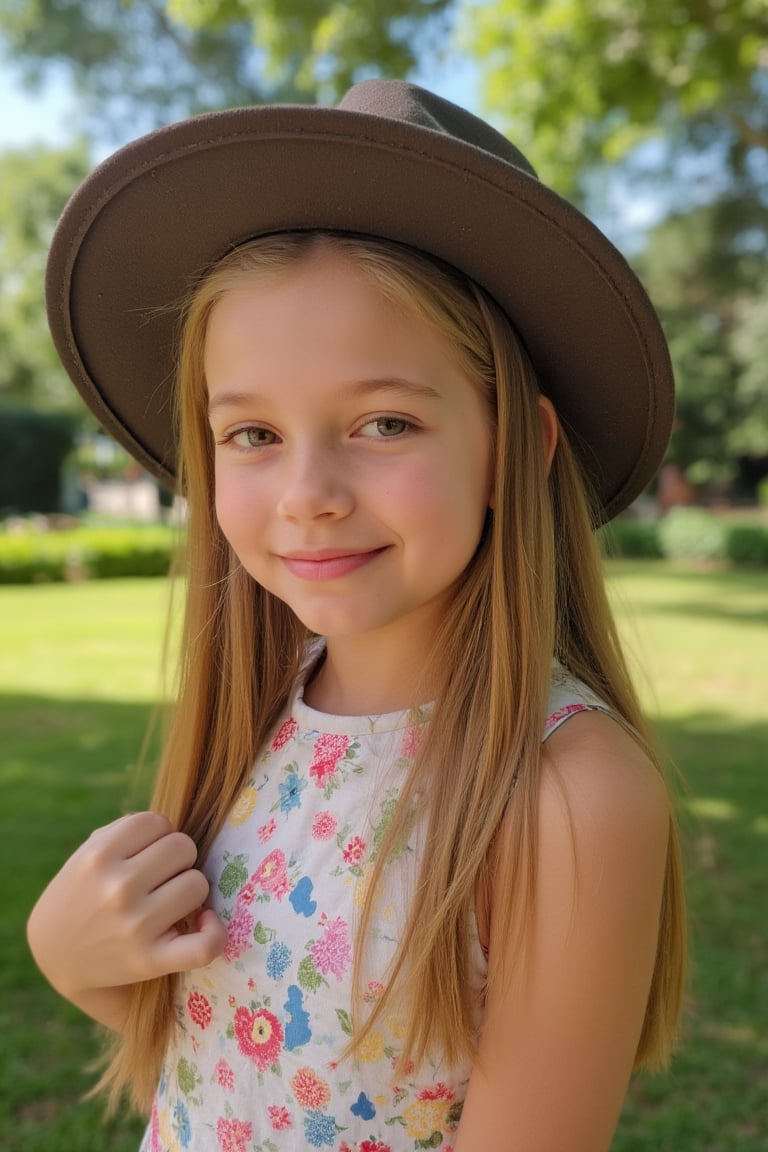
top-left (253, 849), bottom-right (291, 901)
top-left (224, 901), bottom-right (255, 962)
top-left (309, 733), bottom-right (350, 788)
top-left (545, 702), bottom-right (588, 729)
top-left (418, 1082), bottom-right (455, 1102)
top-left (363, 980), bottom-right (384, 1004)
top-left (216, 1116), bottom-right (253, 1152)
top-left (233, 1006), bottom-right (284, 1070)
top-left (400, 723), bottom-right (425, 759)
top-left (258, 817), bottom-right (276, 843)
top-left (272, 716), bottom-right (298, 751)
top-left (312, 811), bottom-right (337, 840)
top-left (342, 835), bottom-right (366, 865)
top-left (290, 1066), bottom-right (332, 1110)
top-left (268, 1104), bottom-right (293, 1130)
top-left (215, 1059), bottom-right (235, 1091)
top-left (310, 915), bottom-right (351, 980)
top-left (360, 1142), bottom-right (393, 1152)
top-left (186, 990), bottom-right (212, 1029)
top-left (149, 1100), bottom-right (161, 1152)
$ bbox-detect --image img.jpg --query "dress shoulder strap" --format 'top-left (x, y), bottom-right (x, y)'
top-left (542, 663), bottom-right (614, 743)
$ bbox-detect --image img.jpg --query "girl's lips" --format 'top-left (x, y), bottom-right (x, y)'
top-left (280, 548), bottom-right (387, 581)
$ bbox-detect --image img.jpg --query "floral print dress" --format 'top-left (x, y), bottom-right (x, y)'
top-left (141, 661), bottom-right (611, 1152)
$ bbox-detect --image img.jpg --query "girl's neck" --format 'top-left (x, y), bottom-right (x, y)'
top-left (304, 635), bottom-right (433, 716)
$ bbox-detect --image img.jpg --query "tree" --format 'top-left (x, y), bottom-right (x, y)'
top-left (0, 144), bottom-right (91, 408)
top-left (634, 194), bottom-right (768, 488)
top-left (0, 0), bottom-right (454, 140)
top-left (464, 0), bottom-right (768, 198)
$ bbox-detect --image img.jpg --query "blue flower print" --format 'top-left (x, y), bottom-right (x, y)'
top-left (279, 772), bottom-right (306, 814)
top-left (266, 940), bottom-right (292, 980)
top-left (172, 1099), bottom-right (192, 1148)
top-left (289, 875), bottom-right (317, 916)
top-left (304, 1109), bottom-right (337, 1147)
top-left (350, 1092), bottom-right (376, 1121)
top-left (284, 984), bottom-right (312, 1049)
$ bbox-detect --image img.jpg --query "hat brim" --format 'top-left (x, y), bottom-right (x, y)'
top-left (46, 102), bottom-right (673, 520)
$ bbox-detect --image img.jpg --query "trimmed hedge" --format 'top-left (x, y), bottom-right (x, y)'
top-left (0, 525), bottom-right (178, 584)
top-left (0, 407), bottom-right (78, 514)
top-left (602, 509), bottom-right (768, 567)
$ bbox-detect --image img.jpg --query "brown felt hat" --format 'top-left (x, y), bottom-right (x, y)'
top-left (46, 78), bottom-right (674, 520)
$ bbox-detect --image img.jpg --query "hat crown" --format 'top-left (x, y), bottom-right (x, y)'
top-left (338, 79), bottom-right (538, 180)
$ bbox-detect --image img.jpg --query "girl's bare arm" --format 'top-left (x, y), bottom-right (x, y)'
top-left (27, 812), bottom-right (227, 1031)
top-left (456, 710), bottom-right (670, 1152)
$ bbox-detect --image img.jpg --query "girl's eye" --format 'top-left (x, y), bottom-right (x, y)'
top-left (224, 426), bottom-right (278, 449)
top-left (358, 416), bottom-right (413, 439)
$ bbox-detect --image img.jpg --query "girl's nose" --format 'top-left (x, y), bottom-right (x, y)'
top-left (276, 445), bottom-right (354, 522)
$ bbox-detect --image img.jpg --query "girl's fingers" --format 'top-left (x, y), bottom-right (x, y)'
top-left (143, 868), bottom-right (213, 942)
top-left (152, 907), bottom-right (228, 975)
top-left (86, 811), bottom-right (176, 862)
top-left (126, 830), bottom-right (200, 895)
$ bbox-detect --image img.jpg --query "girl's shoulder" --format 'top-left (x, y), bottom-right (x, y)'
top-left (543, 662), bottom-right (614, 742)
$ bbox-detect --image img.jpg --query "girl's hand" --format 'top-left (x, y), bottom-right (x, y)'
top-left (27, 812), bottom-right (227, 1027)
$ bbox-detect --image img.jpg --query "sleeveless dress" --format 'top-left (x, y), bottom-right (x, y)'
top-left (140, 662), bottom-right (612, 1152)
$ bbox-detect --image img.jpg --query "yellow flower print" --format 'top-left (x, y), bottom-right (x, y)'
top-left (229, 785), bottom-right (258, 825)
top-left (386, 1014), bottom-right (408, 1041)
top-left (158, 1108), bottom-right (174, 1147)
top-left (403, 1097), bottom-right (450, 1139)
top-left (357, 1028), bottom-right (385, 1063)
top-left (353, 863), bottom-right (373, 909)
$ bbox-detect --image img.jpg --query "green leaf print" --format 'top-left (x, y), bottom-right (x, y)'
top-left (253, 920), bottom-right (271, 945)
top-left (218, 852), bottom-right (249, 898)
top-left (176, 1056), bottom-right (200, 1096)
top-left (446, 1101), bottom-right (464, 1128)
top-left (416, 1134), bottom-right (443, 1149)
top-left (335, 1008), bottom-right (353, 1036)
top-left (297, 954), bottom-right (325, 993)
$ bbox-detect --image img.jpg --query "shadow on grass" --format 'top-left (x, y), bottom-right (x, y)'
top-left (2, 694), bottom-right (766, 1151)
top-left (1, 693), bottom-right (154, 1152)
top-left (615, 710), bottom-right (768, 1152)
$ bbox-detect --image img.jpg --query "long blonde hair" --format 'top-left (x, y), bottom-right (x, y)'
top-left (100, 230), bottom-right (686, 1112)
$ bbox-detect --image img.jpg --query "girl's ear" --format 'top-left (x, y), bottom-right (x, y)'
top-left (538, 395), bottom-right (559, 474)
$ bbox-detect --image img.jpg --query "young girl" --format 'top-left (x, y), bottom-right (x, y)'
top-left (30, 80), bottom-right (685, 1151)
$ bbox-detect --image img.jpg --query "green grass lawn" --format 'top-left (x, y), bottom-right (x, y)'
top-left (1, 564), bottom-right (766, 1151)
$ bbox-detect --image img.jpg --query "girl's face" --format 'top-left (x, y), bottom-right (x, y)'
top-left (205, 248), bottom-right (494, 656)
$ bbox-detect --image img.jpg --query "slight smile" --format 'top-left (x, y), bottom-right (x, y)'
top-left (279, 547), bottom-right (389, 581)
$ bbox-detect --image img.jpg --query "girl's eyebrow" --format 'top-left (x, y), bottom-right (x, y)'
top-left (208, 377), bottom-right (440, 417)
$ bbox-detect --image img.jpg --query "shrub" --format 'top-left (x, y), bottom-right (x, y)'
top-left (600, 518), bottom-right (662, 559)
top-left (657, 508), bottom-right (726, 562)
top-left (0, 407), bottom-right (78, 514)
top-left (0, 524), bottom-right (177, 584)
top-left (724, 523), bottom-right (768, 567)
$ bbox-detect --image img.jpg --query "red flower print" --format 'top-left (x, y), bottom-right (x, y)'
top-left (360, 1142), bottom-right (393, 1152)
top-left (312, 811), bottom-right (337, 840)
top-left (546, 703), bottom-right (588, 728)
top-left (400, 723), bottom-right (425, 759)
top-left (258, 817), bottom-right (276, 843)
top-left (216, 1116), bottom-right (253, 1152)
top-left (267, 1104), bottom-right (293, 1130)
top-left (233, 1006), bottom-right (284, 1070)
top-left (363, 980), bottom-right (384, 1003)
top-left (223, 902), bottom-right (255, 962)
top-left (253, 849), bottom-right (291, 901)
top-left (272, 716), bottom-right (297, 751)
top-left (290, 1066), bottom-right (332, 1110)
top-left (215, 1058), bottom-right (235, 1091)
top-left (417, 1082), bottom-right (455, 1102)
top-left (186, 990), bottom-right (212, 1029)
top-left (309, 733), bottom-right (350, 788)
top-left (310, 915), bottom-right (351, 979)
top-left (342, 835), bottom-right (366, 865)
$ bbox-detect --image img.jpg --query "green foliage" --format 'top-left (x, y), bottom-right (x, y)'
top-left (0, 145), bottom-right (91, 409)
top-left (635, 196), bottom-right (768, 485)
top-left (1, 0), bottom-right (453, 135)
top-left (600, 518), bottom-right (663, 559)
top-left (724, 523), bottom-right (768, 568)
top-left (657, 507), bottom-right (726, 562)
top-left (464, 0), bottom-right (767, 196)
top-left (0, 408), bottom-right (78, 514)
top-left (0, 524), bottom-right (177, 584)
